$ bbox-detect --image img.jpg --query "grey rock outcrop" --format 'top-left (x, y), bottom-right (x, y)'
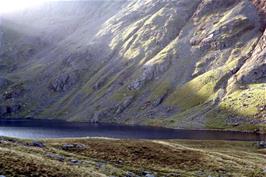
top-left (237, 29), bottom-right (266, 83)
top-left (49, 72), bottom-right (78, 92)
top-left (0, 77), bottom-right (10, 89)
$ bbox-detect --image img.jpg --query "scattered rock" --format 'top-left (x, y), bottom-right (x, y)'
top-left (263, 167), bottom-right (266, 173)
top-left (165, 173), bottom-right (181, 177)
top-left (69, 159), bottom-right (81, 165)
top-left (142, 171), bottom-right (152, 176)
top-left (152, 92), bottom-right (168, 107)
top-left (62, 143), bottom-right (86, 151)
top-left (49, 72), bottom-right (78, 92)
top-left (145, 174), bottom-right (155, 177)
top-left (243, 103), bottom-right (248, 107)
top-left (96, 162), bottom-right (106, 170)
top-left (31, 141), bottom-right (45, 148)
top-left (115, 96), bottom-right (134, 114)
top-left (232, 122), bottom-right (240, 127)
top-left (257, 141), bottom-right (266, 148)
top-left (46, 153), bottom-right (65, 162)
top-left (258, 105), bottom-right (266, 112)
top-left (3, 84), bottom-right (24, 100)
top-left (93, 78), bottom-right (107, 90)
top-left (128, 80), bottom-right (143, 90)
top-left (116, 160), bottom-right (123, 164)
top-left (125, 171), bottom-right (137, 177)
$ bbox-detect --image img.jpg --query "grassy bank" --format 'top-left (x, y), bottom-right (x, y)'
top-left (0, 137), bottom-right (265, 177)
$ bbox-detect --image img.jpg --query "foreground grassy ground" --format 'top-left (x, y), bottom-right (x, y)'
top-left (0, 137), bottom-right (265, 177)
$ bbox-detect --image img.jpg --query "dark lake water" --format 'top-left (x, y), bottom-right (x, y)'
top-left (0, 119), bottom-right (265, 141)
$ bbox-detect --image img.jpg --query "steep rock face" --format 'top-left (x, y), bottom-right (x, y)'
top-left (237, 29), bottom-right (266, 83)
top-left (250, 0), bottom-right (266, 29)
top-left (0, 0), bottom-right (265, 131)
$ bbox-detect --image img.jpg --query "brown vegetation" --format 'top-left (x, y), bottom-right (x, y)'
top-left (0, 137), bottom-right (265, 177)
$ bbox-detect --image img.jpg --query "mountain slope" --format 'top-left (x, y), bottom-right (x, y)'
top-left (0, 0), bottom-right (265, 132)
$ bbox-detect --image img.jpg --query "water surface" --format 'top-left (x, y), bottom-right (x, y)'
top-left (0, 119), bottom-right (265, 141)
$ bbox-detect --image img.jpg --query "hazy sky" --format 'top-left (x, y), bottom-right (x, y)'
top-left (0, 0), bottom-right (130, 15)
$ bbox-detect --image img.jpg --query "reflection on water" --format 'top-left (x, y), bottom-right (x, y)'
top-left (0, 119), bottom-right (265, 140)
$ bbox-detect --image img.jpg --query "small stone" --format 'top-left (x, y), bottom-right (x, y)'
top-left (62, 143), bottom-right (86, 151)
top-left (262, 167), bottom-right (266, 173)
top-left (46, 153), bottom-right (65, 162)
top-left (166, 173), bottom-right (181, 177)
top-left (125, 171), bottom-right (136, 177)
top-left (243, 103), bottom-right (248, 107)
top-left (96, 162), bottom-right (106, 169)
top-left (145, 174), bottom-right (155, 177)
top-left (69, 159), bottom-right (81, 165)
top-left (257, 141), bottom-right (266, 148)
top-left (142, 171), bottom-right (152, 175)
top-left (116, 160), bottom-right (123, 164)
top-left (31, 141), bottom-right (45, 148)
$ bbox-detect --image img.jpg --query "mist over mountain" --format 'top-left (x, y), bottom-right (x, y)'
top-left (0, 0), bottom-right (265, 132)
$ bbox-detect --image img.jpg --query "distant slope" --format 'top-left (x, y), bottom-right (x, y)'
top-left (0, 0), bottom-right (265, 132)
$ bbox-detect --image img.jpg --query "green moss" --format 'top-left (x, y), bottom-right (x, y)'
top-left (234, 123), bottom-right (265, 132)
top-left (149, 80), bottom-right (171, 100)
top-left (166, 70), bottom-right (219, 110)
top-left (165, 58), bottom-right (239, 111)
top-left (205, 111), bottom-right (229, 129)
top-left (112, 86), bottom-right (137, 102)
top-left (220, 84), bottom-right (266, 117)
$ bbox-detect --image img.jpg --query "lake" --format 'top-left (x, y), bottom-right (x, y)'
top-left (0, 118), bottom-right (265, 141)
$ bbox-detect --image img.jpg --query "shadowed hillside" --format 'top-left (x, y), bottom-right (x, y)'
top-left (0, 0), bottom-right (265, 132)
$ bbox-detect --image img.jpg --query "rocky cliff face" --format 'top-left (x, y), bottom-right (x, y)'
top-left (0, 0), bottom-right (265, 132)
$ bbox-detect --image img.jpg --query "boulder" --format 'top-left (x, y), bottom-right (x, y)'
top-left (46, 153), bottom-right (65, 162)
top-left (62, 143), bottom-right (86, 151)
top-left (31, 141), bottom-right (45, 148)
top-left (69, 159), bottom-right (81, 165)
top-left (145, 175), bottom-right (155, 177)
top-left (142, 171), bottom-right (156, 177)
top-left (263, 167), bottom-right (266, 174)
top-left (257, 141), bottom-right (266, 148)
top-left (125, 172), bottom-right (138, 177)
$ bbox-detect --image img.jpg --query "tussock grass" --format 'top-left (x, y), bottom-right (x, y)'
top-left (0, 137), bottom-right (265, 177)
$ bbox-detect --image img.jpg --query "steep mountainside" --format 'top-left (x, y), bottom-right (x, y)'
top-left (0, 0), bottom-right (265, 132)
